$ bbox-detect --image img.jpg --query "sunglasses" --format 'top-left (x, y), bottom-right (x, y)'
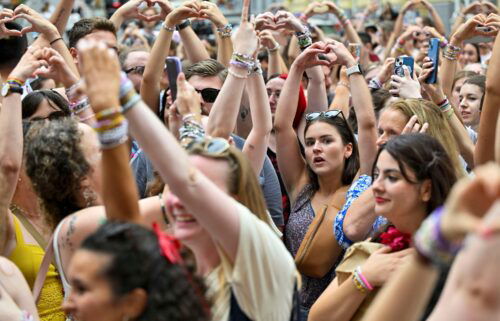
top-left (124, 65), bottom-right (146, 75)
top-left (195, 88), bottom-right (220, 103)
top-left (30, 110), bottom-right (69, 122)
top-left (305, 110), bottom-right (345, 123)
top-left (187, 137), bottom-right (230, 155)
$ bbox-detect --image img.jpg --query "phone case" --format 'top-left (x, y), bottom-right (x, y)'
top-left (426, 38), bottom-right (440, 84)
top-left (394, 56), bottom-right (415, 78)
top-left (165, 57), bottom-right (182, 101)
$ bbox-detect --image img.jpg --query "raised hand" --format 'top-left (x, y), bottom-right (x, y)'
top-left (0, 8), bottom-right (21, 37)
top-left (164, 0), bottom-right (200, 27)
top-left (462, 1), bottom-right (483, 15)
top-left (8, 46), bottom-right (48, 83)
top-left (233, 0), bottom-right (258, 56)
top-left (175, 72), bottom-right (201, 118)
top-left (418, 57), bottom-right (445, 104)
top-left (292, 42), bottom-right (333, 71)
top-left (325, 40), bottom-right (356, 66)
top-left (441, 163), bottom-right (500, 242)
top-left (375, 58), bottom-right (395, 85)
top-left (254, 12), bottom-right (276, 31)
top-left (390, 66), bottom-right (422, 99)
top-left (274, 10), bottom-right (305, 33)
top-left (145, 0), bottom-right (173, 22)
top-left (258, 29), bottom-right (279, 50)
top-left (113, 0), bottom-right (153, 22)
top-left (452, 14), bottom-right (496, 42)
top-left (77, 40), bottom-right (121, 112)
top-left (12, 5), bottom-right (59, 40)
top-left (33, 47), bottom-right (79, 88)
top-left (199, 1), bottom-right (228, 28)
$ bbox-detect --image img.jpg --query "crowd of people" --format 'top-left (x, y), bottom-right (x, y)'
top-left (0, 0), bottom-right (499, 320)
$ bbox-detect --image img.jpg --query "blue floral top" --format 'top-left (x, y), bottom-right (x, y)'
top-left (334, 175), bottom-right (388, 249)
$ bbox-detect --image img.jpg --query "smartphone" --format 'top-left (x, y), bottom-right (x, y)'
top-left (348, 43), bottom-right (362, 59)
top-left (425, 38), bottom-right (440, 84)
top-left (394, 56), bottom-right (415, 78)
top-left (165, 57), bottom-right (182, 102)
top-left (476, 25), bottom-right (493, 33)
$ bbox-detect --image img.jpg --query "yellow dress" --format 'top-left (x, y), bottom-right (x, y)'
top-left (8, 216), bottom-right (66, 321)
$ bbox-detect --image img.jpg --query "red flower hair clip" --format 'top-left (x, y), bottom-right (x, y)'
top-left (152, 222), bottom-right (183, 264)
top-left (379, 226), bottom-right (412, 251)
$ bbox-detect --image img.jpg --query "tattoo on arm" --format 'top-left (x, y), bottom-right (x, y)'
top-left (63, 215), bottom-right (77, 253)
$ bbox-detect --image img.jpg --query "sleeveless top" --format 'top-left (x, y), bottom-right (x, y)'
top-left (8, 216), bottom-right (66, 321)
top-left (284, 184), bottom-right (338, 309)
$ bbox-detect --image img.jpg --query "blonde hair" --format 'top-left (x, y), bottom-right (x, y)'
top-left (386, 99), bottom-right (466, 177)
top-left (188, 142), bottom-right (271, 311)
top-left (188, 143), bottom-right (269, 224)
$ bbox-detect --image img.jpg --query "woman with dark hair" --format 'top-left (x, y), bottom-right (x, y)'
top-left (459, 74), bottom-right (485, 132)
top-left (459, 43), bottom-right (481, 68)
top-left (310, 133), bottom-right (457, 321)
top-left (274, 40), bottom-right (378, 312)
top-left (22, 89), bottom-right (71, 120)
top-left (62, 222), bottom-right (209, 321)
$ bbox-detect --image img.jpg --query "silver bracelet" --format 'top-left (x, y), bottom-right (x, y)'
top-left (162, 22), bottom-right (176, 32)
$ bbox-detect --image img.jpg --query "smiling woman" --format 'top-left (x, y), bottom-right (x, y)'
top-left (310, 134), bottom-right (458, 321)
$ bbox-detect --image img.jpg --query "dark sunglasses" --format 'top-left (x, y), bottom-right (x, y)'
top-left (124, 65), bottom-right (146, 75)
top-left (30, 110), bottom-right (68, 122)
top-left (305, 110), bottom-right (345, 123)
top-left (195, 88), bottom-right (220, 103)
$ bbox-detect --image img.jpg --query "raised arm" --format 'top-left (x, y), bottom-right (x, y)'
top-left (13, 5), bottom-right (79, 76)
top-left (78, 40), bottom-right (141, 224)
top-left (273, 43), bottom-right (331, 200)
top-left (441, 15), bottom-right (491, 107)
top-left (420, 0), bottom-right (446, 36)
top-left (140, 2), bottom-right (193, 114)
top-left (329, 41), bottom-right (378, 175)
top-left (258, 30), bottom-right (283, 76)
top-left (110, 0), bottom-right (158, 30)
top-left (120, 0), bottom-right (260, 261)
top-left (243, 69), bottom-right (272, 175)
top-left (199, 1), bottom-right (233, 66)
top-left (329, 67), bottom-right (350, 116)
top-left (475, 14), bottom-right (500, 165)
top-left (322, 1), bottom-right (362, 45)
top-left (419, 58), bottom-right (475, 167)
top-left (206, 14), bottom-right (259, 138)
top-left (0, 48), bottom-right (46, 256)
top-left (49, 0), bottom-right (74, 36)
top-left (383, 1), bottom-right (414, 60)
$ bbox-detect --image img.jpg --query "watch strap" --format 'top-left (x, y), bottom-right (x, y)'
top-left (346, 64), bottom-right (362, 77)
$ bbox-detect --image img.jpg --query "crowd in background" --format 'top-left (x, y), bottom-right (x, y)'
top-left (0, 0), bottom-right (499, 321)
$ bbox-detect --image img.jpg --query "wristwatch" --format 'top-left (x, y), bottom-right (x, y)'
top-left (346, 63), bottom-right (363, 77)
top-left (1, 83), bottom-right (24, 97)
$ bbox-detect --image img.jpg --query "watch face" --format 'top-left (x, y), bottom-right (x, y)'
top-left (1, 84), bottom-right (9, 97)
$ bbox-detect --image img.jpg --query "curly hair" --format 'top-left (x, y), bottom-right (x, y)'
top-left (81, 222), bottom-right (210, 321)
top-left (24, 119), bottom-right (90, 228)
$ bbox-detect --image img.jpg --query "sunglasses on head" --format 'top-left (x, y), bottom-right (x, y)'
top-left (187, 137), bottom-right (230, 155)
top-left (195, 88), bottom-right (220, 103)
top-left (124, 65), bottom-right (146, 75)
top-left (305, 110), bottom-right (345, 123)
